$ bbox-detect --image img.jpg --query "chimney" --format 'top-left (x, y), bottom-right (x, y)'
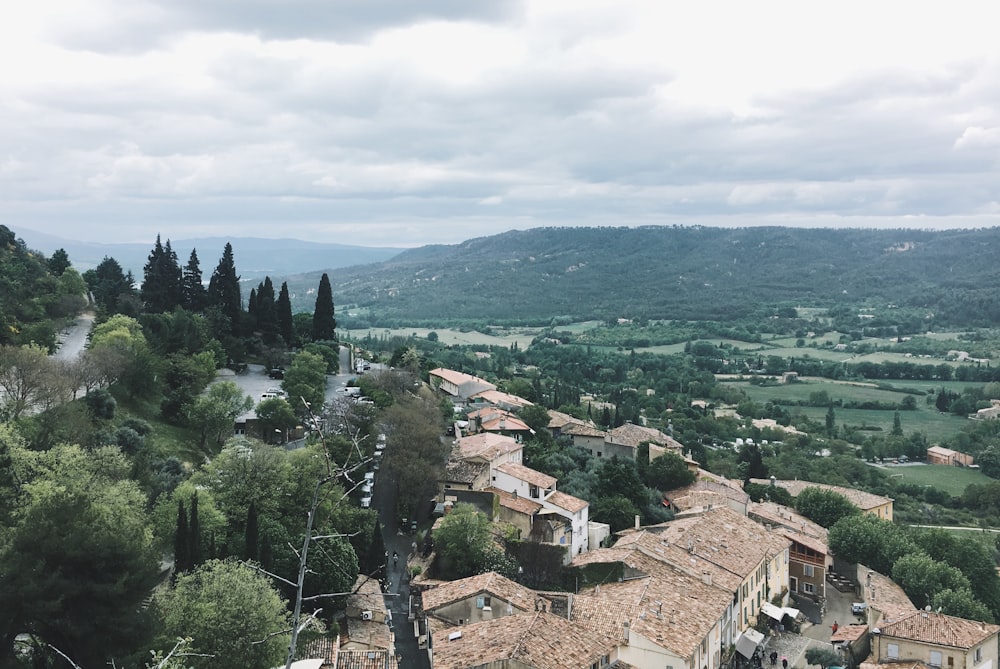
top-left (634, 514), bottom-right (641, 529)
top-left (623, 621), bottom-right (630, 642)
top-left (513, 489), bottom-right (518, 500)
top-left (702, 572), bottom-right (713, 586)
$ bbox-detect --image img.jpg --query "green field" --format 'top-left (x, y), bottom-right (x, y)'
top-left (881, 463), bottom-right (992, 497)
top-left (343, 326), bottom-right (542, 349)
top-left (726, 378), bottom-right (970, 442)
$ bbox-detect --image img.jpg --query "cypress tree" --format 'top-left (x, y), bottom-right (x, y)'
top-left (260, 533), bottom-right (273, 571)
top-left (365, 519), bottom-right (387, 579)
top-left (311, 273), bottom-right (336, 342)
top-left (277, 281), bottom-right (294, 346)
top-left (163, 239), bottom-right (183, 310)
top-left (244, 500), bottom-right (259, 561)
top-left (247, 287), bottom-right (258, 330)
top-left (141, 235), bottom-right (168, 312)
top-left (181, 248), bottom-right (206, 311)
top-left (189, 492), bottom-right (203, 568)
top-left (207, 243), bottom-right (242, 337)
top-left (174, 500), bottom-right (189, 574)
top-left (256, 276), bottom-right (278, 343)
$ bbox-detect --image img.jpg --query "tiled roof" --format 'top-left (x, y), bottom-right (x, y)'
top-left (547, 410), bottom-right (589, 430)
top-left (469, 389), bottom-right (534, 408)
top-left (430, 368), bottom-right (495, 388)
top-left (347, 575), bottom-right (387, 616)
top-left (430, 611), bottom-right (619, 669)
top-left (859, 661), bottom-right (930, 669)
top-left (877, 611), bottom-right (999, 649)
top-left (444, 459), bottom-right (489, 484)
top-left (670, 490), bottom-right (734, 512)
top-left (568, 592), bottom-right (637, 641)
top-left (750, 479), bottom-right (893, 511)
top-left (545, 490), bottom-right (589, 514)
top-left (667, 480), bottom-right (750, 506)
top-left (455, 433), bottom-right (522, 462)
top-left (606, 423), bottom-right (683, 450)
top-left (421, 571), bottom-right (541, 614)
top-left (344, 618), bottom-right (392, 650)
top-left (479, 414), bottom-right (533, 433)
top-left (495, 462), bottom-right (557, 489)
top-left (335, 649), bottom-right (398, 669)
top-left (748, 501), bottom-right (829, 553)
top-left (864, 567), bottom-right (917, 619)
top-left (561, 422), bottom-right (607, 438)
top-left (832, 624), bottom-right (868, 643)
top-left (486, 486), bottom-right (544, 515)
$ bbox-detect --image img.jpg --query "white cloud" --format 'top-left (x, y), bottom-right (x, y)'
top-left (2, 0), bottom-right (1000, 247)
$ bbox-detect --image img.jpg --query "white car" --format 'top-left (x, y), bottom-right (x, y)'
top-left (360, 496), bottom-right (372, 508)
top-left (364, 472), bottom-right (375, 482)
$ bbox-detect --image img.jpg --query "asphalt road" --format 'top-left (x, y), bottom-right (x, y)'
top-left (52, 311), bottom-right (94, 361)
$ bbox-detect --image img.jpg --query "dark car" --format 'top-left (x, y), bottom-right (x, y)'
top-left (268, 368), bottom-right (284, 379)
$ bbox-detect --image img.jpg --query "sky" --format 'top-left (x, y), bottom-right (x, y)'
top-left (3, 1), bottom-right (1000, 248)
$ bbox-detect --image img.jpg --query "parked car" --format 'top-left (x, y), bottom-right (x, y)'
top-left (360, 496), bottom-right (372, 508)
top-left (852, 602), bottom-right (867, 615)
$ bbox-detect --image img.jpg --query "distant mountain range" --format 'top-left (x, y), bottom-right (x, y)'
top-left (16, 228), bottom-right (404, 279)
top-left (17, 225), bottom-right (1000, 329)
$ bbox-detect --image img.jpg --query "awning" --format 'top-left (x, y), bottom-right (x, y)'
top-left (735, 629), bottom-right (764, 658)
top-left (761, 602), bottom-right (801, 621)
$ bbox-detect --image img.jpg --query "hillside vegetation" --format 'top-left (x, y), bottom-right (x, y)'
top-left (313, 226), bottom-right (1000, 328)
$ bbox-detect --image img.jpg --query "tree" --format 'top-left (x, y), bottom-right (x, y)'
top-left (281, 350), bottom-right (328, 418)
top-left (0, 444), bottom-right (160, 668)
top-left (433, 503), bottom-right (493, 578)
top-left (186, 380), bottom-right (254, 451)
top-left (0, 343), bottom-right (60, 419)
top-left (644, 451), bottom-right (696, 491)
top-left (47, 248), bottom-right (71, 276)
top-left (591, 495), bottom-right (641, 533)
top-left (141, 235), bottom-right (183, 313)
top-left (828, 514), bottom-right (916, 575)
top-left (245, 501), bottom-right (260, 561)
top-left (256, 397), bottom-right (298, 443)
top-left (83, 256), bottom-right (135, 314)
top-left (891, 552), bottom-right (971, 610)
top-left (276, 281), bottom-right (294, 346)
top-left (805, 648), bottom-right (842, 669)
top-left (157, 559), bottom-right (289, 669)
top-left (175, 499), bottom-right (190, 574)
top-left (794, 487), bottom-right (859, 528)
top-left (825, 405), bottom-right (836, 436)
top-left (594, 456), bottom-right (646, 507)
top-left (932, 589), bottom-right (995, 623)
top-left (207, 243), bottom-right (242, 340)
top-left (182, 248), bottom-right (207, 312)
top-left (311, 273), bottom-right (336, 342)
top-left (892, 411), bottom-right (903, 436)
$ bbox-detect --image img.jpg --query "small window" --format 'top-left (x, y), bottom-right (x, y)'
top-left (803, 564), bottom-right (814, 577)
top-left (476, 597), bottom-right (484, 609)
top-left (803, 583), bottom-right (815, 594)
top-left (930, 651), bottom-right (942, 667)
top-left (597, 451), bottom-right (602, 457)
top-left (888, 644), bottom-right (899, 660)
top-left (975, 648), bottom-right (982, 664)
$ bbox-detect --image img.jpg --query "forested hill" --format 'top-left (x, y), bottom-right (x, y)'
top-left (321, 226), bottom-right (1000, 327)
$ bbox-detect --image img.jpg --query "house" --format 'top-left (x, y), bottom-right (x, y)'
top-left (664, 478), bottom-right (750, 516)
top-left (464, 406), bottom-right (534, 441)
top-left (467, 389), bottom-right (534, 412)
top-left (421, 571), bottom-right (545, 626)
top-left (973, 400), bottom-right (1000, 420)
top-left (547, 410), bottom-right (595, 437)
top-left (748, 501), bottom-right (829, 601)
top-left (490, 462), bottom-right (591, 561)
top-left (560, 421), bottom-right (607, 455)
top-left (926, 445), bottom-right (974, 467)
top-left (429, 610), bottom-right (620, 669)
top-left (865, 610), bottom-right (1000, 669)
top-left (429, 368), bottom-right (496, 401)
top-left (603, 423), bottom-right (685, 462)
top-left (751, 479), bottom-right (894, 521)
top-left (342, 576), bottom-right (394, 653)
top-left (441, 459), bottom-right (490, 493)
top-left (486, 486), bottom-right (544, 539)
top-left (454, 432), bottom-right (523, 468)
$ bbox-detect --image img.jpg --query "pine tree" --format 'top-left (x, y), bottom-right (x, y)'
top-left (141, 235), bottom-right (183, 313)
top-left (892, 411), bottom-right (903, 436)
top-left (277, 282), bottom-right (294, 346)
top-left (174, 499), bottom-right (189, 574)
top-left (163, 239), bottom-right (183, 309)
top-left (311, 273), bottom-right (336, 342)
top-left (245, 500), bottom-right (259, 561)
top-left (189, 492), bottom-right (203, 568)
top-left (256, 276), bottom-right (278, 343)
top-left (181, 248), bottom-right (206, 311)
top-left (207, 243), bottom-right (242, 338)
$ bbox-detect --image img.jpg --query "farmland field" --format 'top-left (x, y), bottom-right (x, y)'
top-left (343, 326), bottom-right (541, 349)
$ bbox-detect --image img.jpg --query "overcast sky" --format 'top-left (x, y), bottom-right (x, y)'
top-left (4, 1), bottom-right (1000, 247)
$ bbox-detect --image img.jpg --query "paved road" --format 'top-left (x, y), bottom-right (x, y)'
top-left (52, 311), bottom-right (94, 361)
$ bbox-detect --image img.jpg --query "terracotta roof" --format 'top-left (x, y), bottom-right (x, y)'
top-left (877, 611), bottom-right (999, 649)
top-left (859, 661), bottom-right (930, 669)
top-left (568, 592), bottom-right (637, 641)
top-left (547, 410), bottom-right (589, 430)
top-left (561, 422), bottom-right (607, 438)
top-left (430, 611), bottom-right (618, 669)
top-left (606, 423), bottom-right (683, 450)
top-left (430, 368), bottom-right (495, 388)
top-left (486, 486), bottom-right (544, 515)
top-left (469, 389), bottom-right (534, 408)
top-left (832, 623), bottom-right (868, 643)
top-left (343, 618), bottom-right (392, 650)
top-left (421, 571), bottom-right (540, 614)
top-left (495, 462), bottom-right (557, 489)
top-left (444, 459), bottom-right (489, 485)
top-left (750, 479), bottom-right (893, 512)
top-left (334, 649), bottom-right (398, 669)
top-left (748, 502), bottom-right (829, 553)
top-left (544, 490), bottom-right (589, 514)
top-left (864, 567), bottom-right (917, 619)
top-left (347, 575), bottom-right (387, 616)
top-left (455, 433), bottom-right (522, 463)
top-left (668, 480), bottom-right (750, 506)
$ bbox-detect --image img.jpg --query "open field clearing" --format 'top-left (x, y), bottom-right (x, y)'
top-left (879, 463), bottom-right (992, 497)
top-left (344, 326), bottom-right (541, 349)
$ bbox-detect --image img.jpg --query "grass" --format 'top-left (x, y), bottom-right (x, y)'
top-left (343, 326), bottom-right (541, 349)
top-left (884, 463), bottom-right (992, 497)
top-left (111, 386), bottom-right (203, 465)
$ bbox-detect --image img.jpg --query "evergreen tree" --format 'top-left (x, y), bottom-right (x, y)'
top-left (826, 405), bottom-right (836, 436)
top-left (181, 248), bottom-right (207, 311)
top-left (174, 499), bottom-right (189, 574)
top-left (189, 492), bottom-right (203, 568)
top-left (364, 519), bottom-right (387, 579)
top-left (207, 243), bottom-right (242, 338)
top-left (244, 500), bottom-right (259, 561)
top-left (256, 276), bottom-right (278, 343)
top-left (247, 287), bottom-right (258, 330)
top-left (141, 235), bottom-right (183, 313)
top-left (47, 248), bottom-right (71, 276)
top-left (83, 256), bottom-right (134, 314)
top-left (892, 411), bottom-right (903, 436)
top-left (276, 282), bottom-right (294, 346)
top-left (311, 273), bottom-right (336, 342)
top-left (259, 533), bottom-right (273, 571)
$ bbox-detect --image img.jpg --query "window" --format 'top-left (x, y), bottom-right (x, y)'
top-left (803, 583), bottom-right (815, 594)
top-left (888, 644), bottom-right (899, 660)
top-left (930, 651), bottom-right (942, 667)
top-left (597, 451), bottom-right (602, 457)
top-left (803, 565), bottom-right (814, 577)
top-left (975, 648), bottom-right (982, 664)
